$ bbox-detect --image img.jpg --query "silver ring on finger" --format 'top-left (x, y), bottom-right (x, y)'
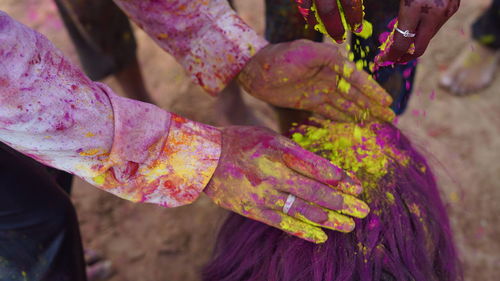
top-left (395, 27), bottom-right (416, 38)
top-left (283, 194), bottom-right (296, 215)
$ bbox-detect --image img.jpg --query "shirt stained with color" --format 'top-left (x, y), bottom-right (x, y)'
top-left (0, 12), bottom-right (221, 207)
top-left (113, 0), bottom-right (269, 95)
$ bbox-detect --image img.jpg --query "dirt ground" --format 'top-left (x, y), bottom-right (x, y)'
top-left (1, 0), bottom-right (499, 280)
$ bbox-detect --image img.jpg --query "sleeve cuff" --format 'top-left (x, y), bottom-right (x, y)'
top-left (113, 0), bottom-right (269, 96)
top-left (90, 84), bottom-right (222, 207)
top-left (186, 8), bottom-right (269, 95)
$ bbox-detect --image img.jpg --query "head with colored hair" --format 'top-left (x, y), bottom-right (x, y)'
top-left (203, 120), bottom-right (462, 281)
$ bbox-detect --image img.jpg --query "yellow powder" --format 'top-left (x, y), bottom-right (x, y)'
top-left (292, 119), bottom-right (409, 185)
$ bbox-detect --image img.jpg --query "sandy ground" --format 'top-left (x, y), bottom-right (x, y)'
top-left (1, 0), bottom-right (499, 280)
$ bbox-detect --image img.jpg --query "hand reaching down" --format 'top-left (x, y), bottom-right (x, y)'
top-left (204, 126), bottom-right (370, 243)
top-left (238, 40), bottom-right (395, 123)
top-left (376, 0), bottom-right (460, 65)
top-left (294, 0), bottom-right (365, 42)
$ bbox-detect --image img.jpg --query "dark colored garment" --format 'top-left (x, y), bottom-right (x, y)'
top-left (264, 0), bottom-right (322, 43)
top-left (46, 167), bottom-right (73, 194)
top-left (472, 0), bottom-right (500, 50)
top-left (264, 0), bottom-right (417, 115)
top-left (0, 144), bottom-right (86, 281)
top-left (54, 0), bottom-right (137, 80)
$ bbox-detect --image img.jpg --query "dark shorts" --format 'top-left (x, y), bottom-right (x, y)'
top-left (0, 144), bottom-right (86, 281)
top-left (54, 0), bottom-right (137, 80)
top-left (472, 0), bottom-right (500, 50)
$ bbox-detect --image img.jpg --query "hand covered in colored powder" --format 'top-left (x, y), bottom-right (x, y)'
top-left (376, 0), bottom-right (460, 64)
top-left (295, 0), bottom-right (364, 42)
top-left (238, 40), bottom-right (395, 123)
top-left (203, 126), bottom-right (370, 243)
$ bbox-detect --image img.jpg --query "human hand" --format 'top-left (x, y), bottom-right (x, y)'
top-left (203, 126), bottom-right (370, 243)
top-left (376, 0), bottom-right (460, 65)
top-left (238, 40), bottom-right (395, 123)
top-left (294, 0), bottom-right (364, 42)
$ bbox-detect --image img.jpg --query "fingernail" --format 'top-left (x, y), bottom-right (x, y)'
top-left (386, 110), bottom-right (396, 122)
top-left (337, 180), bottom-right (363, 195)
top-left (372, 106), bottom-right (396, 123)
top-left (342, 196), bottom-right (370, 218)
top-left (338, 172), bottom-right (363, 195)
top-left (298, 228), bottom-right (328, 244)
top-left (323, 213), bottom-right (355, 233)
top-left (311, 230), bottom-right (328, 243)
top-left (384, 95), bottom-right (394, 105)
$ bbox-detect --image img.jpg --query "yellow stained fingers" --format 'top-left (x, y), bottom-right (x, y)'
top-left (316, 103), bottom-right (355, 122)
top-left (281, 195), bottom-right (356, 233)
top-left (329, 95), bottom-right (373, 121)
top-left (277, 176), bottom-right (369, 218)
top-left (253, 209), bottom-right (328, 244)
top-left (341, 66), bottom-right (393, 106)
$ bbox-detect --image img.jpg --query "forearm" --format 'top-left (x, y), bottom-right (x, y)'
top-left (113, 0), bottom-right (269, 95)
top-left (0, 11), bottom-right (221, 207)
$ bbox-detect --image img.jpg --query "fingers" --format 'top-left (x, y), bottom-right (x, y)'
top-left (377, 6), bottom-right (420, 64)
top-left (335, 85), bottom-right (396, 122)
top-left (330, 62), bottom-right (393, 107)
top-left (306, 47), bottom-right (395, 122)
top-left (320, 65), bottom-right (395, 122)
top-left (282, 176), bottom-right (369, 218)
top-left (339, 0), bottom-right (364, 32)
top-left (316, 103), bottom-right (355, 122)
top-left (315, 0), bottom-right (346, 42)
top-left (398, 16), bottom-right (441, 63)
top-left (268, 192), bottom-right (356, 232)
top-left (271, 156), bottom-right (369, 218)
top-left (282, 145), bottom-right (363, 195)
top-left (253, 209), bottom-right (328, 243)
top-left (329, 94), bottom-right (372, 122)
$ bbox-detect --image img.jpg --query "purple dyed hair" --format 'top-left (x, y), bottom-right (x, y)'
top-left (203, 124), bottom-right (462, 281)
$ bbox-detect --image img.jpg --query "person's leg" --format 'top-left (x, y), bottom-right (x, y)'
top-left (54, 0), bottom-right (153, 103)
top-left (0, 144), bottom-right (86, 281)
top-left (352, 0), bottom-right (417, 115)
top-left (440, 0), bottom-right (500, 95)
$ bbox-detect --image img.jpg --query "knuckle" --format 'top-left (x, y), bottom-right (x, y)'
top-left (296, 203), bottom-right (320, 221)
top-left (292, 200), bottom-right (307, 215)
top-left (300, 205), bottom-right (317, 219)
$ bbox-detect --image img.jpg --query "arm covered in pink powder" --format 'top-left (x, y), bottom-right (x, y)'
top-left (0, 11), bottom-right (221, 207)
top-left (112, 0), bottom-right (268, 95)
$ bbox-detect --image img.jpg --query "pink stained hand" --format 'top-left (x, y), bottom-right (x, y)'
top-left (203, 126), bottom-right (370, 243)
top-left (376, 0), bottom-right (460, 65)
top-left (238, 40), bottom-right (395, 123)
